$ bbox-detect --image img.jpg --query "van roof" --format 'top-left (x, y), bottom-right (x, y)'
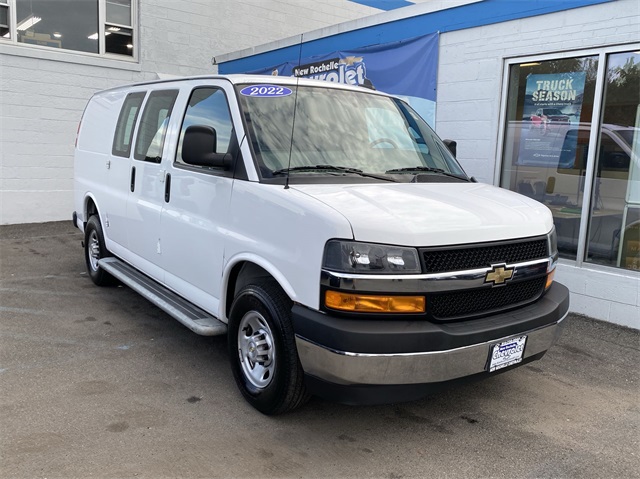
top-left (94, 74), bottom-right (388, 97)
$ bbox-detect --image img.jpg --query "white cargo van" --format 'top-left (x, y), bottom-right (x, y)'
top-left (73, 75), bottom-right (569, 414)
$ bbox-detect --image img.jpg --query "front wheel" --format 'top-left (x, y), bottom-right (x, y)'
top-left (228, 281), bottom-right (309, 415)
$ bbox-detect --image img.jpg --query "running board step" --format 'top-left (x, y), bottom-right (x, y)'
top-left (98, 257), bottom-right (227, 336)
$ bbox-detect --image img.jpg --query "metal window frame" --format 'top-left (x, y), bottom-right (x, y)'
top-left (494, 42), bottom-right (640, 269)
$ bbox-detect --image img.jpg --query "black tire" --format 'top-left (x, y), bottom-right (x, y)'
top-left (228, 280), bottom-right (309, 415)
top-left (84, 215), bottom-right (116, 286)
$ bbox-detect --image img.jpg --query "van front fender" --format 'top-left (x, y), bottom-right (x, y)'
top-left (221, 253), bottom-right (299, 321)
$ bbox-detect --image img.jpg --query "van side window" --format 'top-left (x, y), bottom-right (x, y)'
top-left (112, 91), bottom-right (146, 158)
top-left (134, 90), bottom-right (179, 163)
top-left (176, 87), bottom-right (233, 167)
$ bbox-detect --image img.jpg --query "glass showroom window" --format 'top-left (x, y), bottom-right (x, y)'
top-left (5, 0), bottom-right (134, 57)
top-left (586, 51), bottom-right (640, 271)
top-left (500, 49), bottom-right (640, 272)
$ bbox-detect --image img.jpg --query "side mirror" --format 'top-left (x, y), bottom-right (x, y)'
top-left (182, 125), bottom-right (232, 169)
top-left (443, 139), bottom-right (457, 158)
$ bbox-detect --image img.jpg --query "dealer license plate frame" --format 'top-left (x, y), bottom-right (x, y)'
top-left (488, 335), bottom-right (527, 372)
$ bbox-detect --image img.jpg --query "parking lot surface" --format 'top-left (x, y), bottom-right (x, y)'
top-left (1, 222), bottom-right (638, 479)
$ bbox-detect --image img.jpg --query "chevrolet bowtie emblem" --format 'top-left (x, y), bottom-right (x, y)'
top-left (485, 264), bottom-right (514, 285)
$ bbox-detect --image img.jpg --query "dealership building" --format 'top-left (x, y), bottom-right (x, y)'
top-left (0, 0), bottom-right (638, 327)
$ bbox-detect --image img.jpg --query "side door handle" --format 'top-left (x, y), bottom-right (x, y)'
top-left (164, 173), bottom-right (171, 203)
top-left (130, 166), bottom-right (136, 192)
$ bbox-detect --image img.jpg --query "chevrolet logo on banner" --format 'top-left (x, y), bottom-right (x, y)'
top-left (485, 264), bottom-right (515, 286)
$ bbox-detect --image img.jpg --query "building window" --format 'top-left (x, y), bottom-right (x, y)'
top-left (105, 0), bottom-right (133, 56)
top-left (2, 0), bottom-right (135, 58)
top-left (500, 49), bottom-right (640, 272)
top-left (17, 0), bottom-right (98, 53)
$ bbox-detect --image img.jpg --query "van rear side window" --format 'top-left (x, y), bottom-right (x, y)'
top-left (112, 91), bottom-right (146, 158)
top-left (134, 90), bottom-right (179, 163)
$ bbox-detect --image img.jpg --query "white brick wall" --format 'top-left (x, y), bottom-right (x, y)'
top-left (0, 0), bottom-right (376, 225)
top-left (556, 263), bottom-right (639, 328)
top-left (0, 54), bottom-right (141, 224)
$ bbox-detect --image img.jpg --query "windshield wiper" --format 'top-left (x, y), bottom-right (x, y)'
top-left (385, 166), bottom-right (470, 181)
top-left (272, 165), bottom-right (396, 182)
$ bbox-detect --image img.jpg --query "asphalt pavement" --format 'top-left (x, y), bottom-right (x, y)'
top-left (1, 221), bottom-right (638, 479)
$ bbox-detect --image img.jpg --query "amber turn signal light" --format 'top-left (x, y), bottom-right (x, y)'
top-left (545, 269), bottom-right (555, 290)
top-left (325, 290), bottom-right (426, 313)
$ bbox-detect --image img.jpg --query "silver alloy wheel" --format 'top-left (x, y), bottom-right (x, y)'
top-left (88, 230), bottom-right (100, 271)
top-left (237, 310), bottom-right (275, 389)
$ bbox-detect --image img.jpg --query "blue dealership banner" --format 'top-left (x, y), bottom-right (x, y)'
top-left (246, 33), bottom-right (439, 126)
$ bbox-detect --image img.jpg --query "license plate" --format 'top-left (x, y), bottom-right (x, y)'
top-left (488, 336), bottom-right (527, 372)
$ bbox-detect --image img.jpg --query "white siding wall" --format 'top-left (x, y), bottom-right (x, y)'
top-left (435, 0), bottom-right (640, 328)
top-left (0, 0), bottom-right (376, 225)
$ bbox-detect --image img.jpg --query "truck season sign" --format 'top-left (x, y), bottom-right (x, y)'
top-left (526, 72), bottom-right (586, 113)
top-left (530, 77), bottom-right (583, 103)
top-left (517, 71), bottom-right (587, 167)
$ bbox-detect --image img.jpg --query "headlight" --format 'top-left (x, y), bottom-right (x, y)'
top-left (323, 240), bottom-right (421, 274)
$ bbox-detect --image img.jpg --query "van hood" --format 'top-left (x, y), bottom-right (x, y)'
top-left (292, 182), bottom-right (553, 246)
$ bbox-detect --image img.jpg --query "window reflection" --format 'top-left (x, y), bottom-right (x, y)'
top-left (176, 88), bottom-right (234, 166)
top-left (501, 52), bottom-right (640, 272)
top-left (105, 25), bottom-right (132, 56)
top-left (134, 90), bottom-right (179, 163)
top-left (586, 51), bottom-right (640, 270)
top-left (237, 86), bottom-right (463, 177)
top-left (106, 0), bottom-right (131, 26)
top-left (16, 0), bottom-right (98, 53)
top-left (501, 56), bottom-right (598, 259)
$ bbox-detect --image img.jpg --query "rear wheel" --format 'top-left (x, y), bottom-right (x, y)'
top-left (228, 280), bottom-right (309, 415)
top-left (84, 215), bottom-right (116, 286)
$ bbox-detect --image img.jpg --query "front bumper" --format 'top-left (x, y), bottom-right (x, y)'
top-left (292, 282), bottom-right (569, 402)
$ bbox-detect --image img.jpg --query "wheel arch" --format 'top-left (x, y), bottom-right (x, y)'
top-left (83, 193), bottom-right (101, 227)
top-left (222, 255), bottom-right (297, 322)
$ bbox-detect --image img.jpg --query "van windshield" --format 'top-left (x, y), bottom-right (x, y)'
top-left (236, 84), bottom-right (468, 182)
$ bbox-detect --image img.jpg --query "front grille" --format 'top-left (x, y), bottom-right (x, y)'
top-left (429, 277), bottom-right (546, 320)
top-left (421, 238), bottom-right (548, 273)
